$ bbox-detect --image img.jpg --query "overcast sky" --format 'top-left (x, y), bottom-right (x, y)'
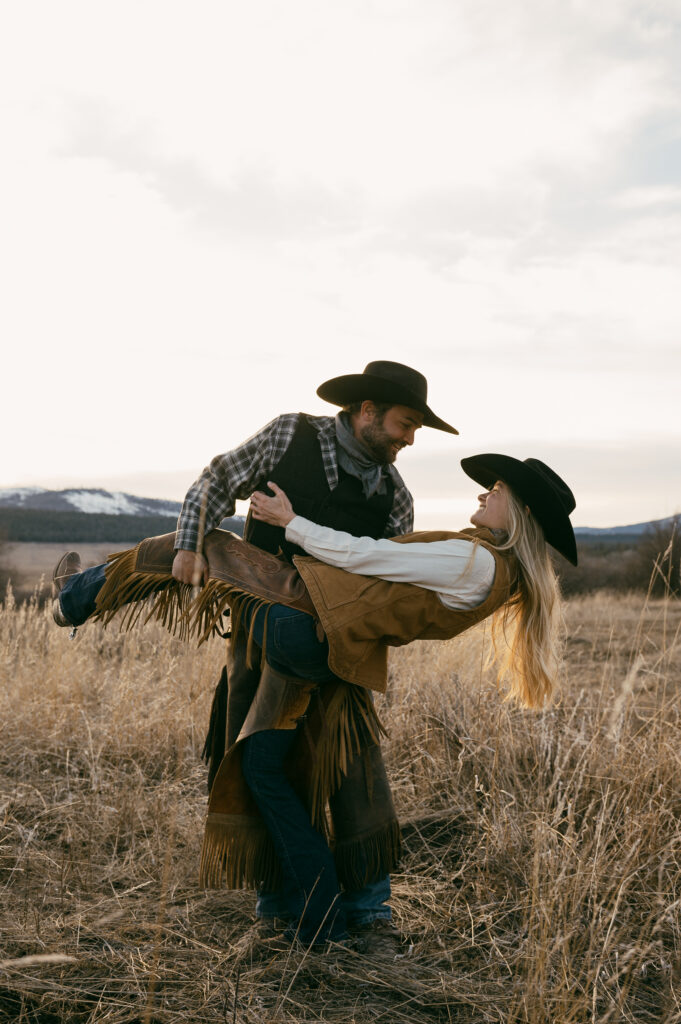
top-left (2, 0), bottom-right (680, 529)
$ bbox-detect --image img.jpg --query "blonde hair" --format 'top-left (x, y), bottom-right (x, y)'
top-left (486, 484), bottom-right (563, 709)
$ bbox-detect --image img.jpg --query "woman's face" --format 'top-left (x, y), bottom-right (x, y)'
top-left (470, 480), bottom-right (510, 531)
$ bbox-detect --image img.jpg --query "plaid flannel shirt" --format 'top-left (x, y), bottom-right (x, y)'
top-left (175, 413), bottom-right (414, 552)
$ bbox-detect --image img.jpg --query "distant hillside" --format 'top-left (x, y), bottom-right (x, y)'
top-left (0, 487), bottom-right (182, 518)
top-left (575, 516), bottom-right (677, 537)
top-left (1, 486), bottom-right (676, 533)
top-left (0, 488), bottom-right (249, 542)
top-left (0, 485), bottom-right (675, 546)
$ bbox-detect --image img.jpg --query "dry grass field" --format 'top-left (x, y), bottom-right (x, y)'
top-left (1, 582), bottom-right (680, 1023)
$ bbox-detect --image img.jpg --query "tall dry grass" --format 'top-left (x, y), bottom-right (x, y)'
top-left (1, 584), bottom-right (680, 1023)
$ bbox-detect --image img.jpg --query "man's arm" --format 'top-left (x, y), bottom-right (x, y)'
top-left (172, 413), bottom-right (300, 583)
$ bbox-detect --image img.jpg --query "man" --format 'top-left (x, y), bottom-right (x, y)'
top-left (173, 360), bottom-right (457, 952)
top-left (52, 360), bottom-right (457, 953)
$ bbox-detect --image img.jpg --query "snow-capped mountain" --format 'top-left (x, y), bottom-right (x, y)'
top-left (0, 487), bottom-right (182, 517)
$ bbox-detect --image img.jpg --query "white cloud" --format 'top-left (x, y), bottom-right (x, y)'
top-left (3, 0), bottom-right (671, 196)
top-left (614, 185), bottom-right (681, 208)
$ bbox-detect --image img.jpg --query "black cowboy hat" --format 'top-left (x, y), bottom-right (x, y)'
top-left (317, 360), bottom-right (458, 434)
top-left (460, 453), bottom-right (578, 565)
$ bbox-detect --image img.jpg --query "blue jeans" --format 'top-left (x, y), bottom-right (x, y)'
top-left (244, 605), bottom-right (391, 932)
top-left (256, 876), bottom-right (391, 929)
top-left (58, 567), bottom-right (392, 932)
top-left (59, 563), bottom-right (107, 625)
top-left (242, 728), bottom-right (346, 943)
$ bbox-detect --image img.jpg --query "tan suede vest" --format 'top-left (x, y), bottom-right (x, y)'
top-left (294, 528), bottom-right (517, 693)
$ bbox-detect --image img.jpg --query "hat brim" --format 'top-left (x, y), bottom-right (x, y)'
top-left (461, 453), bottom-right (578, 566)
top-left (317, 374), bottom-right (458, 434)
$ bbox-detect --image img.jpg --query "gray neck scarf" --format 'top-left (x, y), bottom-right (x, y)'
top-left (335, 412), bottom-right (394, 499)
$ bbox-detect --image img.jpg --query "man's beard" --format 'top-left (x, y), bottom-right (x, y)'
top-left (359, 420), bottom-right (402, 465)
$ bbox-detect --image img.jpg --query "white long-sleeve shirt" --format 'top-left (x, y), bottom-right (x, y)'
top-left (285, 516), bottom-right (496, 610)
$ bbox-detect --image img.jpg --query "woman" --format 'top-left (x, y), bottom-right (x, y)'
top-left (53, 454), bottom-right (577, 949)
top-left (55, 452), bottom-right (576, 709)
top-left (242, 452), bottom-right (577, 711)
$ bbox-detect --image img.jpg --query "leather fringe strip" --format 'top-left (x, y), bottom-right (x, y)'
top-left (92, 548), bottom-right (195, 641)
top-left (187, 580), bottom-right (272, 652)
top-left (93, 550), bottom-right (274, 656)
top-left (198, 688), bottom-right (391, 892)
top-left (308, 684), bottom-right (387, 831)
top-left (198, 812), bottom-right (401, 892)
top-left (199, 812), bottom-right (281, 890)
top-left (333, 819), bottom-right (403, 891)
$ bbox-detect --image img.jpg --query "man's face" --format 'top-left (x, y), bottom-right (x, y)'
top-left (356, 403), bottom-right (424, 464)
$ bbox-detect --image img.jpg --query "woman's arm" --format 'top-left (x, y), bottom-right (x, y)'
top-left (250, 482), bottom-right (496, 608)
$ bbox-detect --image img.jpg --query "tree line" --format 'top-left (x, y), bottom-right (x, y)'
top-left (556, 517), bottom-right (680, 598)
top-left (0, 509), bottom-right (178, 543)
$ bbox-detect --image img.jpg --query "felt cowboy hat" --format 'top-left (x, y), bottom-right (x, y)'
top-left (317, 360), bottom-right (458, 434)
top-left (460, 453), bottom-right (578, 565)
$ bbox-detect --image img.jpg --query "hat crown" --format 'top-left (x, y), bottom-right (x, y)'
top-left (524, 459), bottom-right (576, 515)
top-left (363, 361), bottom-right (428, 402)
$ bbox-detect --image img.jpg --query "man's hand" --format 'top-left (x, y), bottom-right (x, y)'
top-left (250, 481), bottom-right (296, 527)
top-left (172, 549), bottom-right (209, 586)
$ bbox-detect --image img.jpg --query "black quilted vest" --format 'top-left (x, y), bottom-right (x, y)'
top-left (245, 415), bottom-right (395, 563)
